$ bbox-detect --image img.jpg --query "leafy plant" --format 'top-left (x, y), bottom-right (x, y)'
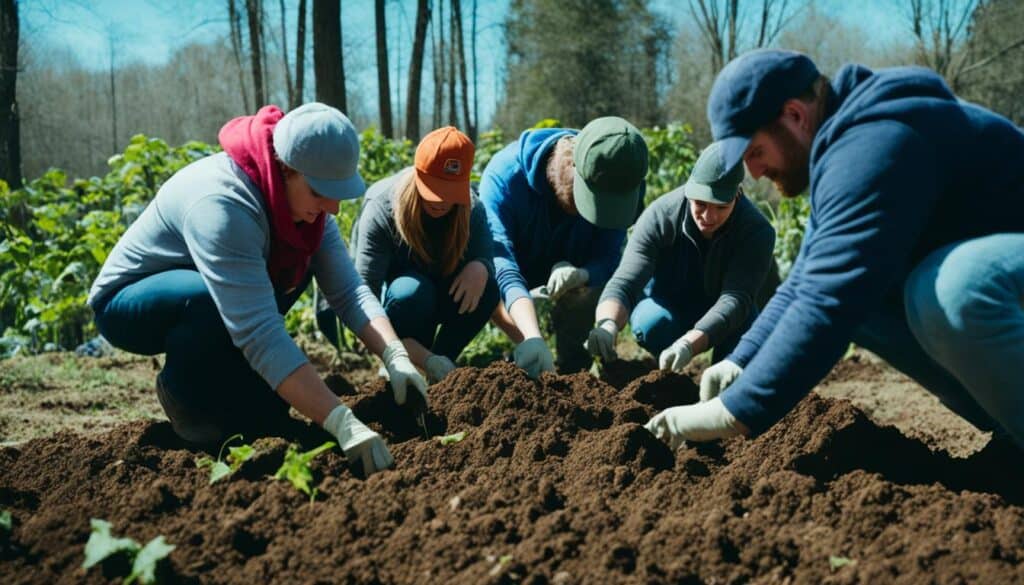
top-left (194, 434), bottom-right (255, 485)
top-left (828, 555), bottom-right (855, 572)
top-left (273, 441), bottom-right (336, 502)
top-left (437, 431), bottom-right (467, 446)
top-left (82, 518), bottom-right (175, 585)
top-left (0, 509), bottom-right (11, 533)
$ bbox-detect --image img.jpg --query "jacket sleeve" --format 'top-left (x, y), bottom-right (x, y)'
top-left (465, 199), bottom-right (496, 278)
top-left (480, 169), bottom-right (531, 309)
top-left (720, 121), bottom-right (939, 435)
top-left (694, 221), bottom-right (776, 347)
top-left (351, 196), bottom-right (394, 298)
top-left (313, 218), bottom-right (386, 333)
top-left (598, 201), bottom-right (672, 311)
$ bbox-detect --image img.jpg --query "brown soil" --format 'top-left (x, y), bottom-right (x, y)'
top-left (2, 359), bottom-right (1023, 584)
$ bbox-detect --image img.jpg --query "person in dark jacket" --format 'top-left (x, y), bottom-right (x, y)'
top-left (479, 117), bottom-right (649, 377)
top-left (646, 49), bottom-right (1024, 452)
top-left (587, 142), bottom-right (776, 376)
top-left (351, 127), bottom-right (499, 384)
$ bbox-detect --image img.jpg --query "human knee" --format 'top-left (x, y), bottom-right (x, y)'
top-left (630, 299), bottom-right (678, 355)
top-left (385, 274), bottom-right (437, 316)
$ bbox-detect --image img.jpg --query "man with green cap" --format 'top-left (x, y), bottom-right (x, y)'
top-left (479, 117), bottom-right (649, 377)
top-left (587, 142), bottom-right (777, 374)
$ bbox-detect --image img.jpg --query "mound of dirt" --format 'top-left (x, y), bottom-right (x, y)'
top-left (1, 360), bottom-right (1022, 584)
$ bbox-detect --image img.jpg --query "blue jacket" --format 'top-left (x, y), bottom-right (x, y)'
top-left (479, 128), bottom-right (628, 309)
top-left (720, 64), bottom-right (1024, 435)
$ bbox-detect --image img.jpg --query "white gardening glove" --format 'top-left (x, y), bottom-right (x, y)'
top-left (585, 318), bottom-right (619, 361)
top-left (545, 261), bottom-right (589, 301)
top-left (644, 397), bottom-right (743, 451)
top-left (425, 354), bottom-right (457, 385)
top-left (382, 340), bottom-right (429, 406)
top-left (699, 359), bottom-right (743, 402)
top-left (323, 403), bottom-right (394, 476)
top-left (514, 337), bottom-right (556, 379)
top-left (658, 337), bottom-right (694, 372)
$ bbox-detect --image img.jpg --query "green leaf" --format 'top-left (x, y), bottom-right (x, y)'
top-left (438, 431), bottom-right (467, 446)
top-left (194, 434), bottom-right (254, 484)
top-left (227, 444), bottom-right (255, 467)
top-left (274, 441), bottom-right (336, 497)
top-left (0, 509), bottom-right (11, 533)
top-left (829, 555), bottom-right (855, 571)
top-left (207, 461), bottom-right (233, 485)
top-left (125, 535), bottom-right (175, 585)
top-left (82, 519), bottom-right (141, 569)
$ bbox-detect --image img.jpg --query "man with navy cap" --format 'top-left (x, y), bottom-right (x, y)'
top-left (645, 49), bottom-right (1024, 452)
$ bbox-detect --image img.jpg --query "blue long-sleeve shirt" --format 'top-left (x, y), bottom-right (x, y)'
top-left (479, 128), bottom-right (629, 309)
top-left (720, 64), bottom-right (1024, 435)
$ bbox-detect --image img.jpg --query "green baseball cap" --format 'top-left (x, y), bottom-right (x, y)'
top-left (572, 117), bottom-right (649, 230)
top-left (683, 141), bottom-right (744, 204)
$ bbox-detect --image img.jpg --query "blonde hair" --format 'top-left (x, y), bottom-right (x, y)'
top-left (394, 172), bottom-right (471, 276)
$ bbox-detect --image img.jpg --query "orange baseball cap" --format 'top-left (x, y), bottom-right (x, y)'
top-left (414, 126), bottom-right (474, 205)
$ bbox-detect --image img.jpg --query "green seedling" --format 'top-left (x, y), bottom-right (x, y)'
top-left (194, 434), bottom-right (255, 485)
top-left (82, 518), bottom-right (175, 585)
top-left (273, 441), bottom-right (336, 502)
top-left (0, 510), bottom-right (11, 534)
top-left (438, 431), bottom-right (467, 446)
top-left (829, 555), bottom-right (855, 572)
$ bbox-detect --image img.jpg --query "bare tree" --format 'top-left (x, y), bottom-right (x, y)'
top-left (278, 0), bottom-right (294, 108)
top-left (228, 0), bottom-right (252, 112)
top-left (245, 0), bottom-right (266, 106)
top-left (690, 0), bottom-right (802, 74)
top-left (0, 0), bottom-right (21, 188)
top-left (432, 0), bottom-right (445, 127)
top-left (471, 0), bottom-right (478, 138)
top-left (375, 0), bottom-right (394, 137)
top-left (452, 0), bottom-right (474, 138)
top-left (294, 0), bottom-right (307, 108)
top-left (313, 0), bottom-right (346, 112)
top-left (106, 28), bottom-right (118, 157)
top-left (447, 0), bottom-right (457, 126)
top-left (405, 0), bottom-right (430, 139)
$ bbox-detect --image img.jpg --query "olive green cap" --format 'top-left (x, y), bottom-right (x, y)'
top-left (684, 141), bottom-right (744, 204)
top-left (572, 116), bottom-right (649, 230)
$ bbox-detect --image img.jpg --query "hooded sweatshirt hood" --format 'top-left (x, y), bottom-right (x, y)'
top-left (516, 128), bottom-right (577, 198)
top-left (219, 105), bottom-right (325, 290)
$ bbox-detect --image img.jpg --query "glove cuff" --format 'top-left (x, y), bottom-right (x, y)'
top-left (382, 339), bottom-right (408, 366)
top-left (323, 403), bottom-right (377, 453)
top-left (596, 318), bottom-right (619, 335)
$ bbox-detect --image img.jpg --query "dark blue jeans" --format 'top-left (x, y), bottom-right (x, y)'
top-left (630, 294), bottom-right (753, 364)
top-left (93, 269), bottom-right (308, 442)
top-left (382, 269), bottom-right (500, 361)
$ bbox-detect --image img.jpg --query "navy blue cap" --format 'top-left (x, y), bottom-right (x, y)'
top-left (707, 49), bottom-right (820, 169)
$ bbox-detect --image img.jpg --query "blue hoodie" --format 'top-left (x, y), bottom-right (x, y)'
top-left (479, 128), bottom-right (628, 309)
top-left (720, 64), bottom-right (1024, 435)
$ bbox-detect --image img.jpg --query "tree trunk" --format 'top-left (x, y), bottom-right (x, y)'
top-left (294, 0), bottom-right (306, 108)
top-left (452, 0), bottom-right (474, 139)
top-left (313, 0), bottom-right (346, 112)
top-left (0, 0), bottom-right (21, 189)
top-left (279, 0), bottom-right (294, 108)
top-left (447, 0), bottom-right (457, 126)
top-left (245, 0), bottom-right (266, 106)
top-left (471, 0), bottom-right (477, 140)
top-left (432, 0), bottom-right (444, 127)
top-left (108, 38), bottom-right (117, 157)
top-left (375, 0), bottom-right (393, 137)
top-left (228, 0), bottom-right (251, 111)
top-left (405, 0), bottom-right (429, 139)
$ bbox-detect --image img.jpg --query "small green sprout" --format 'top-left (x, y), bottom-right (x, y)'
top-left (0, 510), bottom-right (11, 533)
top-left (829, 555), bottom-right (855, 572)
top-left (273, 441), bottom-right (336, 502)
top-left (194, 434), bottom-right (256, 485)
top-left (82, 519), bottom-right (175, 585)
top-left (438, 431), bottom-right (467, 446)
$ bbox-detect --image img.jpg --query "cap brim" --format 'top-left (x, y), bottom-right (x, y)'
top-left (306, 172), bottom-right (367, 201)
top-left (718, 135), bottom-right (752, 171)
top-left (684, 180), bottom-right (739, 204)
top-left (415, 169), bottom-right (471, 205)
top-left (572, 172), bottom-right (642, 230)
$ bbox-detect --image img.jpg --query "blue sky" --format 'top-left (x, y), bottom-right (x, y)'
top-left (20, 0), bottom-right (910, 127)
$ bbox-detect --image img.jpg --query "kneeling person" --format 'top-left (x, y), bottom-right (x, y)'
top-left (588, 142), bottom-right (776, 376)
top-left (352, 127), bottom-right (499, 384)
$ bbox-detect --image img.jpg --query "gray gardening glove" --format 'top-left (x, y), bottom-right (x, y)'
top-left (425, 354), bottom-right (457, 385)
top-left (514, 337), bottom-right (556, 379)
top-left (699, 359), bottom-right (743, 402)
top-left (545, 261), bottom-right (589, 302)
top-left (585, 318), bottom-right (619, 362)
top-left (659, 337), bottom-right (694, 372)
top-left (382, 340), bottom-right (429, 406)
top-left (323, 403), bottom-right (394, 476)
top-left (644, 398), bottom-right (743, 451)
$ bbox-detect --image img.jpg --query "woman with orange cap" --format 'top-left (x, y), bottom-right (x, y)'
top-left (352, 127), bottom-right (499, 384)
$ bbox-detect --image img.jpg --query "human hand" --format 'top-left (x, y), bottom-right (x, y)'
top-left (658, 337), bottom-right (694, 372)
top-left (699, 359), bottom-right (743, 402)
top-left (382, 340), bottom-right (429, 406)
top-left (425, 354), bottom-right (457, 384)
top-left (513, 337), bottom-right (555, 379)
top-left (323, 403), bottom-right (394, 476)
top-left (643, 398), bottom-right (744, 450)
top-left (449, 260), bottom-right (489, 314)
top-left (585, 318), bottom-right (619, 361)
top-left (545, 261), bottom-right (589, 301)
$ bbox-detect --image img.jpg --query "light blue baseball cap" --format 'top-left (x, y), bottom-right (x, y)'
top-left (272, 102), bottom-right (366, 200)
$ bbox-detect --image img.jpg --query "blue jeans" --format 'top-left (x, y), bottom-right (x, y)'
top-left (852, 234), bottom-right (1024, 448)
top-left (383, 269), bottom-right (500, 361)
top-left (630, 295), bottom-right (751, 363)
top-left (93, 269), bottom-right (308, 442)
